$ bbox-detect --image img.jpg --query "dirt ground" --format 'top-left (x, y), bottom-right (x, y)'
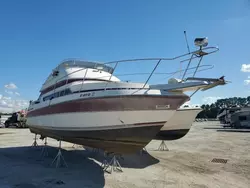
top-left (0, 121), bottom-right (249, 188)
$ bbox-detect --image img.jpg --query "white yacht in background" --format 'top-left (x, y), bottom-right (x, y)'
top-left (155, 104), bottom-right (202, 140)
top-left (153, 76), bottom-right (227, 141)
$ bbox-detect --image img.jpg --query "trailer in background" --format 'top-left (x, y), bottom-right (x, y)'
top-left (2, 111), bottom-right (27, 128)
top-left (230, 107), bottom-right (250, 128)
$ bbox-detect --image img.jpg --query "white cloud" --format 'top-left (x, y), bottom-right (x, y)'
top-left (244, 80), bottom-right (250, 85)
top-left (5, 90), bottom-right (13, 95)
top-left (241, 64), bottom-right (250, 72)
top-left (202, 96), bottom-right (222, 105)
top-left (0, 84), bottom-right (27, 113)
top-left (0, 100), bottom-right (8, 106)
top-left (0, 95), bottom-right (29, 113)
top-left (2, 96), bottom-right (11, 100)
top-left (4, 82), bottom-right (17, 89)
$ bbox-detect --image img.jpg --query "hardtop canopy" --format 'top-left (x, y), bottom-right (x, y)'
top-left (56, 59), bottom-right (114, 74)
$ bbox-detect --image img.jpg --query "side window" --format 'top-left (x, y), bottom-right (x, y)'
top-left (34, 100), bottom-right (40, 104)
top-left (43, 93), bottom-right (56, 101)
top-left (65, 89), bottom-right (72, 95)
top-left (54, 92), bottom-right (59, 98)
top-left (43, 89), bottom-right (72, 101)
top-left (60, 90), bottom-right (65, 97)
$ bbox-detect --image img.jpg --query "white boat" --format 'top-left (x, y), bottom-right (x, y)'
top-left (26, 59), bottom-right (191, 153)
top-left (26, 37), bottom-right (223, 153)
top-left (155, 104), bottom-right (202, 140)
top-left (153, 75), bottom-right (227, 141)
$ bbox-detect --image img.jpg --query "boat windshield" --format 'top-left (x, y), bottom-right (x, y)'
top-left (56, 59), bottom-right (114, 74)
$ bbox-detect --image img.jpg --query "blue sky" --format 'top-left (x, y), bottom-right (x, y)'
top-left (0, 0), bottom-right (250, 112)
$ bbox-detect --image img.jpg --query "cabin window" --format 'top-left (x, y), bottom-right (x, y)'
top-left (60, 90), bottom-right (65, 96)
top-left (34, 100), bottom-right (40, 104)
top-left (52, 70), bottom-right (59, 76)
top-left (43, 89), bottom-right (72, 101)
top-left (65, 89), bottom-right (72, 95)
top-left (239, 116), bottom-right (247, 121)
top-left (59, 89), bottom-right (71, 97)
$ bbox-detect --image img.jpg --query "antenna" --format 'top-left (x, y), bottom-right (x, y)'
top-left (184, 31), bottom-right (190, 54)
top-left (180, 31), bottom-right (191, 79)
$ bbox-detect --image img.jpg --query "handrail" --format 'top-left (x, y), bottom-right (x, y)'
top-left (50, 46), bottom-right (218, 84)
top-left (79, 69), bottom-right (88, 93)
top-left (143, 59), bottom-right (161, 88)
top-left (103, 46), bottom-right (219, 65)
top-left (41, 45), bottom-right (219, 98)
top-left (104, 61), bottom-right (118, 90)
top-left (44, 62), bottom-right (214, 97)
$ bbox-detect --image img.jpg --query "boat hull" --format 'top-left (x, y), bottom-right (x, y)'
top-left (155, 108), bottom-right (202, 140)
top-left (27, 95), bottom-right (189, 153)
top-left (29, 122), bottom-right (164, 153)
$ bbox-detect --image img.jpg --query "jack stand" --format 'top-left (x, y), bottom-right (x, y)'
top-left (158, 140), bottom-right (169, 151)
top-left (32, 134), bottom-right (39, 147)
top-left (40, 138), bottom-right (49, 158)
top-left (140, 147), bottom-right (148, 155)
top-left (51, 141), bottom-right (68, 168)
top-left (101, 153), bottom-right (123, 174)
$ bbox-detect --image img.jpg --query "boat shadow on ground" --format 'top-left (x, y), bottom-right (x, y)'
top-left (203, 127), bottom-right (250, 133)
top-left (0, 146), bottom-right (105, 188)
top-left (216, 129), bottom-right (250, 133)
top-left (78, 147), bottom-right (160, 169)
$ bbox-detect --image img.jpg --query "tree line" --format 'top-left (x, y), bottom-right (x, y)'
top-left (197, 96), bottom-right (250, 118)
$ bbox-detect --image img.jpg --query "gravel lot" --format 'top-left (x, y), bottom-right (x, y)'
top-left (0, 121), bottom-right (249, 188)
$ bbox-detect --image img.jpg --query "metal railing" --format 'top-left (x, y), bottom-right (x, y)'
top-left (45, 46), bottom-right (219, 102)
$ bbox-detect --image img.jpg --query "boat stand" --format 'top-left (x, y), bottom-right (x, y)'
top-left (32, 134), bottom-right (39, 147)
top-left (40, 138), bottom-right (49, 158)
top-left (158, 140), bottom-right (169, 151)
top-left (101, 153), bottom-right (123, 174)
top-left (51, 141), bottom-right (68, 168)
